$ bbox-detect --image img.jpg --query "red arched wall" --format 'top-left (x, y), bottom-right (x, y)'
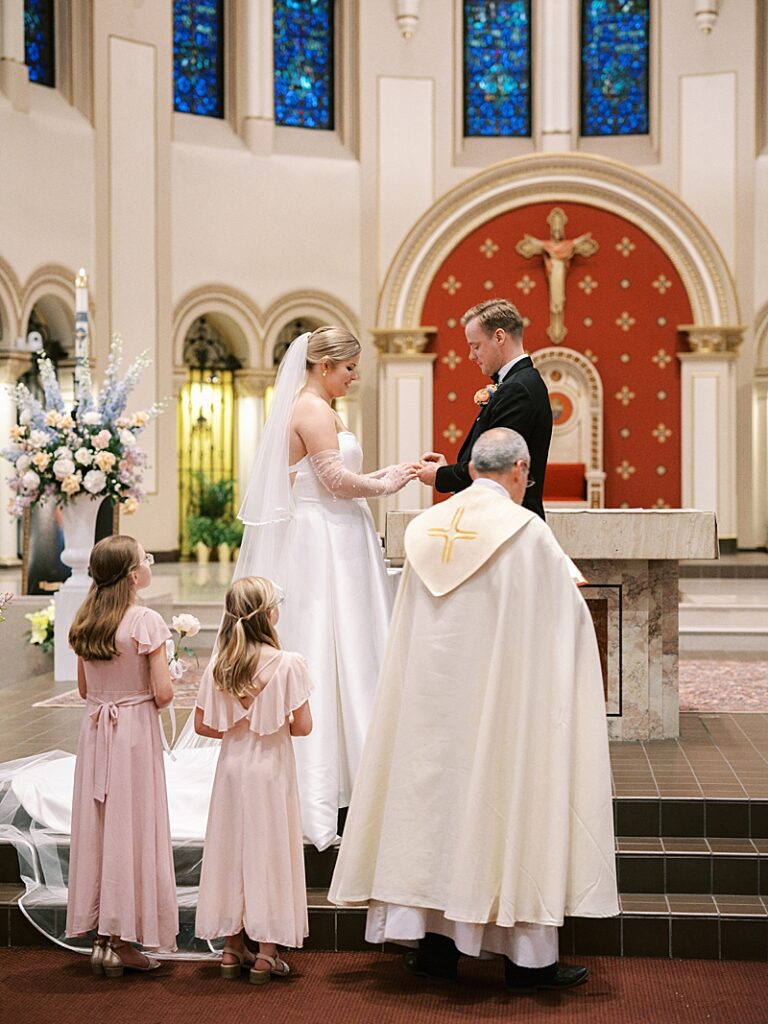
top-left (420, 201), bottom-right (693, 508)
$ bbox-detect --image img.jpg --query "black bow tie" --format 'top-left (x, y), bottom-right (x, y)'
top-left (491, 372), bottom-right (500, 384)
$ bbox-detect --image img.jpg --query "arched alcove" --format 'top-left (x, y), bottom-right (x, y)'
top-left (173, 285), bottom-right (262, 369)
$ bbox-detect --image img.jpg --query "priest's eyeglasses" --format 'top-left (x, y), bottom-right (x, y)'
top-left (516, 460), bottom-right (536, 490)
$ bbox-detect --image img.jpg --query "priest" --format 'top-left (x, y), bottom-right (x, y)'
top-left (329, 427), bottom-right (618, 992)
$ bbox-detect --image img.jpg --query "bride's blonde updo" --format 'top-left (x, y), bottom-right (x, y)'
top-left (306, 326), bottom-right (361, 369)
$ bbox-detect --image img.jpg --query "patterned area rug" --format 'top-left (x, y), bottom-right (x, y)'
top-left (33, 660), bottom-right (768, 712)
top-left (678, 659), bottom-right (768, 712)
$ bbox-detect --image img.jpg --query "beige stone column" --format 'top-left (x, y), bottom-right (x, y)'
top-left (0, 349), bottom-right (32, 563)
top-left (537, 0), bottom-right (575, 151)
top-left (91, 6), bottom-right (174, 553)
top-left (373, 327), bottom-right (437, 520)
top-left (678, 325), bottom-right (744, 548)
top-left (234, 368), bottom-right (275, 507)
top-left (239, 0), bottom-right (274, 153)
top-left (0, 0), bottom-right (29, 111)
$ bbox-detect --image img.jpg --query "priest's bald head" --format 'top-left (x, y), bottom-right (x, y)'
top-left (469, 427), bottom-right (532, 504)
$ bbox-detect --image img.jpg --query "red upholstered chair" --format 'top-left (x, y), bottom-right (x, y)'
top-left (543, 463), bottom-right (587, 503)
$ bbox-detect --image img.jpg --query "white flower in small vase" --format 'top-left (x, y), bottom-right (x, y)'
top-left (53, 456), bottom-right (76, 480)
top-left (83, 469), bottom-right (107, 494)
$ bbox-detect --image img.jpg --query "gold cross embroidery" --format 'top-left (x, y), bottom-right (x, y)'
top-left (427, 507), bottom-right (478, 563)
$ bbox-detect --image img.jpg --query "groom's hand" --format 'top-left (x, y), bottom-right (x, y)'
top-left (418, 452), bottom-right (447, 485)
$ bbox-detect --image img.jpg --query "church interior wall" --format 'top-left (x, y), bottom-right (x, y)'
top-left (0, 0), bottom-right (767, 551)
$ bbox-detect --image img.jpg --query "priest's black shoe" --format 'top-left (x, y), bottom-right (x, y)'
top-left (403, 934), bottom-right (459, 984)
top-left (504, 960), bottom-right (588, 992)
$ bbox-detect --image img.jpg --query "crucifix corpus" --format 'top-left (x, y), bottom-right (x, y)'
top-left (516, 207), bottom-right (599, 344)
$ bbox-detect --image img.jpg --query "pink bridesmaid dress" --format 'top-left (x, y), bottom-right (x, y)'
top-left (195, 648), bottom-right (313, 948)
top-left (65, 605), bottom-right (178, 950)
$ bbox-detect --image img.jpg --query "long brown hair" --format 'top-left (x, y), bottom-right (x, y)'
top-left (213, 576), bottom-right (280, 698)
top-left (69, 535), bottom-right (142, 660)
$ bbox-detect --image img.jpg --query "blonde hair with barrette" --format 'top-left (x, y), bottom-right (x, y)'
top-left (212, 576), bottom-right (281, 698)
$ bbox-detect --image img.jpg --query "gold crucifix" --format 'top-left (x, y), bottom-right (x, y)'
top-left (427, 507), bottom-right (478, 563)
top-left (516, 207), bottom-right (599, 344)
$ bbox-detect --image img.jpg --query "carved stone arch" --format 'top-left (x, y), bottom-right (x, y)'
top-left (172, 286), bottom-right (263, 369)
top-left (0, 256), bottom-right (22, 343)
top-left (376, 152), bottom-right (739, 329)
top-left (263, 290), bottom-right (360, 365)
top-left (531, 346), bottom-right (605, 508)
top-left (20, 265), bottom-right (77, 351)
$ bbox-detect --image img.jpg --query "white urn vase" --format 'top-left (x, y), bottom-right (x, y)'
top-left (54, 493), bottom-right (101, 682)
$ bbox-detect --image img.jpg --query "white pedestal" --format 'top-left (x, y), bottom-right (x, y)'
top-left (54, 495), bottom-right (100, 682)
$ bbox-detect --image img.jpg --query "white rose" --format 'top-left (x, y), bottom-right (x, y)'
top-left (118, 428), bottom-right (136, 448)
top-left (92, 429), bottom-right (112, 450)
top-left (54, 446), bottom-right (71, 459)
top-left (74, 447), bottom-right (93, 466)
top-left (82, 411), bottom-right (101, 425)
top-left (53, 457), bottom-right (76, 480)
top-left (172, 613), bottom-right (201, 638)
top-left (29, 430), bottom-right (48, 447)
top-left (83, 469), bottom-right (107, 495)
top-left (15, 454), bottom-right (31, 473)
top-left (22, 470), bottom-right (40, 491)
top-left (19, 408), bottom-right (32, 426)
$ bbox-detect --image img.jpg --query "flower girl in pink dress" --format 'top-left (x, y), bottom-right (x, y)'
top-left (194, 576), bottom-right (313, 984)
top-left (66, 535), bottom-right (178, 977)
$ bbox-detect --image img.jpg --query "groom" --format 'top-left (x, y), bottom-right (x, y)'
top-left (418, 298), bottom-right (552, 519)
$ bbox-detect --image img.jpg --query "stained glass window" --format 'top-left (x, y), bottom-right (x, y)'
top-left (463, 1), bottom-right (531, 137)
top-left (24, 0), bottom-right (55, 87)
top-left (173, 1), bottom-right (224, 118)
top-left (581, 0), bottom-right (650, 136)
top-left (274, 0), bottom-right (334, 130)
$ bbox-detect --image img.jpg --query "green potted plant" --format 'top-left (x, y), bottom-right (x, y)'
top-left (187, 514), bottom-right (216, 563)
top-left (220, 518), bottom-right (244, 562)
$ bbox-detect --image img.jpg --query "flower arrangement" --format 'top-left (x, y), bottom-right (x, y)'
top-left (167, 613), bottom-right (201, 679)
top-left (2, 336), bottom-right (163, 519)
top-left (25, 601), bottom-right (55, 652)
top-left (0, 591), bottom-right (13, 623)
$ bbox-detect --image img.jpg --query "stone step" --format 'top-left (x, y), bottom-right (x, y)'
top-left (614, 797), bottom-right (768, 840)
top-left (2, 835), bottom-right (766, 896)
top-left (2, 884), bottom-right (766, 960)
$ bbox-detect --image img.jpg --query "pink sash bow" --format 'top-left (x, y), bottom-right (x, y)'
top-left (88, 693), bottom-right (155, 802)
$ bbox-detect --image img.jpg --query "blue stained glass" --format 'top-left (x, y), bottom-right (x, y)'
top-left (581, 0), bottom-right (650, 136)
top-left (463, 1), bottom-right (531, 137)
top-left (173, 1), bottom-right (224, 118)
top-left (24, 0), bottom-right (55, 87)
top-left (274, 0), bottom-right (334, 130)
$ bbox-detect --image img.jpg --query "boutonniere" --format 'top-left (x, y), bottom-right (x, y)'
top-left (474, 384), bottom-right (498, 407)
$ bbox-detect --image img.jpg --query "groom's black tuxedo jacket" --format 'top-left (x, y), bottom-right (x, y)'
top-left (434, 356), bottom-right (553, 519)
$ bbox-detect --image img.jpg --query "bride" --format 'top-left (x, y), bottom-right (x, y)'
top-left (222, 325), bottom-right (419, 849)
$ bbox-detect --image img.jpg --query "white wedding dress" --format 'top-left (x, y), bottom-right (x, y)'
top-left (278, 430), bottom-right (395, 848)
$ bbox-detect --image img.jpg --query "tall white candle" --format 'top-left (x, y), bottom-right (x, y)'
top-left (74, 267), bottom-right (89, 390)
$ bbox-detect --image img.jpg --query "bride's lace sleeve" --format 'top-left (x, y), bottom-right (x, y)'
top-left (310, 449), bottom-right (411, 498)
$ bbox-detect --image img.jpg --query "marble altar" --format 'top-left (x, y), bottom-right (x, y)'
top-left (384, 509), bottom-right (719, 741)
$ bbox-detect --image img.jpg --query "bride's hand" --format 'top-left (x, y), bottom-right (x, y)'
top-left (382, 462), bottom-right (421, 494)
